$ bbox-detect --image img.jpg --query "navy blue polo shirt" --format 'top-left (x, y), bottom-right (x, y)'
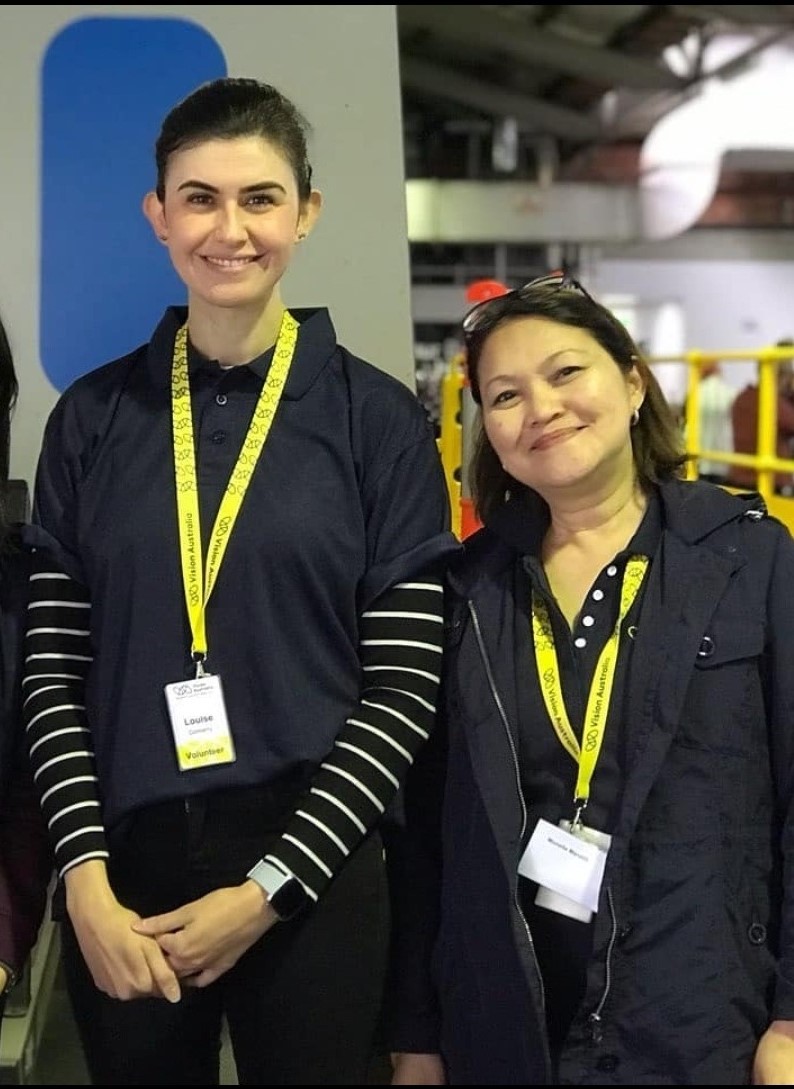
top-left (31, 305), bottom-right (455, 829)
top-left (518, 491), bottom-right (661, 833)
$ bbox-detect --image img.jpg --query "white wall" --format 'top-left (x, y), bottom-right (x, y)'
top-left (596, 228), bottom-right (794, 401)
top-left (411, 228), bottom-right (794, 407)
top-left (0, 5), bottom-right (412, 489)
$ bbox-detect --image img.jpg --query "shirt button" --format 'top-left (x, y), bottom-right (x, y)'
top-left (574, 637), bottom-right (587, 649)
top-left (748, 922), bottom-right (767, 945)
top-left (210, 430), bottom-right (226, 444)
top-left (606, 565), bottom-right (618, 577)
top-left (596, 1054), bottom-right (620, 1074)
top-left (215, 393), bottom-right (228, 406)
top-left (592, 589), bottom-right (604, 601)
top-left (582, 615), bottom-right (595, 627)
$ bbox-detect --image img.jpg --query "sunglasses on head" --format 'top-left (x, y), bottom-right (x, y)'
top-left (461, 271), bottom-right (597, 338)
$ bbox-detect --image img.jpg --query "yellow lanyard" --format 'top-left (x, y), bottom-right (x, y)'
top-left (531, 555), bottom-right (648, 817)
top-left (171, 310), bottom-right (299, 670)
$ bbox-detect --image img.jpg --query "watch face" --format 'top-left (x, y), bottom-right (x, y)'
top-left (270, 878), bottom-right (308, 921)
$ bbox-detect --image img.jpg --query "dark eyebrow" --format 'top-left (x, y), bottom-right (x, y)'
top-left (176, 180), bottom-right (287, 195)
top-left (482, 348), bottom-right (584, 390)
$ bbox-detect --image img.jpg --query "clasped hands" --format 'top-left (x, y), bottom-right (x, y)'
top-left (67, 871), bottom-right (278, 1004)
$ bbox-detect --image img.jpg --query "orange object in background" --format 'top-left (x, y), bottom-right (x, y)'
top-left (454, 280), bottom-right (507, 541)
top-left (460, 497), bottom-right (482, 539)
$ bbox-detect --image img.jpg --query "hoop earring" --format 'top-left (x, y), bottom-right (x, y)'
top-left (631, 408), bottom-right (640, 427)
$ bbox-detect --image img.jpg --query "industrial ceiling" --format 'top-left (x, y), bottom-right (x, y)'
top-left (397, 4), bottom-right (794, 277)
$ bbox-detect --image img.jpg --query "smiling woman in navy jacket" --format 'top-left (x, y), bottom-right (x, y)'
top-left (386, 274), bottom-right (794, 1085)
top-left (22, 78), bottom-right (458, 1086)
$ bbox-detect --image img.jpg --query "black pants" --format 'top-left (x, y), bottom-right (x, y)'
top-left (58, 782), bottom-right (390, 1085)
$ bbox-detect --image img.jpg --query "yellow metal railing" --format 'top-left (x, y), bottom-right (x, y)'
top-left (437, 353), bottom-right (465, 539)
top-left (652, 345), bottom-right (794, 530)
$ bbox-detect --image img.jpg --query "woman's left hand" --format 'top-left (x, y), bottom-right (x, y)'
top-left (131, 880), bottom-right (279, 988)
top-left (752, 1020), bottom-right (794, 1084)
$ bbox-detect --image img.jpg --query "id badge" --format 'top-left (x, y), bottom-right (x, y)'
top-left (518, 817), bottom-right (611, 921)
top-left (164, 673), bottom-right (236, 771)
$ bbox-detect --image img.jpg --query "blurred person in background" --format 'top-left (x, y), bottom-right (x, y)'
top-left (0, 314), bottom-right (51, 1032)
top-left (731, 339), bottom-right (794, 495)
top-left (693, 360), bottom-right (737, 485)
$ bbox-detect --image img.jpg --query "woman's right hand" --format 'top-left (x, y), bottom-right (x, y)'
top-left (390, 1052), bottom-right (446, 1085)
top-left (64, 859), bottom-right (181, 1002)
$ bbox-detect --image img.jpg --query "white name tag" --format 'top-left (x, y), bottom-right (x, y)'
top-left (164, 673), bottom-right (236, 771)
top-left (518, 818), bottom-right (611, 921)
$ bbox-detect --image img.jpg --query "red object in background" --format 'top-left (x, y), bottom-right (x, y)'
top-left (462, 279), bottom-right (509, 388)
top-left (465, 278), bottom-right (509, 304)
top-left (460, 498), bottom-right (483, 539)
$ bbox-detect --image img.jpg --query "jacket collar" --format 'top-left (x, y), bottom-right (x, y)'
top-left (656, 476), bottom-right (765, 542)
top-left (450, 477), bottom-right (766, 598)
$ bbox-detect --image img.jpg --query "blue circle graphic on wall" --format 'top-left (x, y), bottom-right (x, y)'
top-left (40, 16), bottom-right (226, 392)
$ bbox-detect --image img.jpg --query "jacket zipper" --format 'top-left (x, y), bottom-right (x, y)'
top-left (469, 597), bottom-right (620, 1062)
top-left (530, 583), bottom-right (621, 1049)
top-left (587, 886), bottom-right (618, 1044)
top-left (468, 600), bottom-right (547, 1022)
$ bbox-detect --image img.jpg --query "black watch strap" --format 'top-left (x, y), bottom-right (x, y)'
top-left (267, 877), bottom-right (310, 921)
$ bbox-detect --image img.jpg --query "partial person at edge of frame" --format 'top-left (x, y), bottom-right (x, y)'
top-left (21, 76), bottom-right (459, 1086)
top-left (383, 271), bottom-right (794, 1085)
top-left (0, 313), bottom-right (51, 1033)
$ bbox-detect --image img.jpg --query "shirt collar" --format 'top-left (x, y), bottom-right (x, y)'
top-left (622, 487), bottom-right (661, 557)
top-left (187, 340), bottom-right (274, 381)
top-left (146, 305), bottom-right (338, 399)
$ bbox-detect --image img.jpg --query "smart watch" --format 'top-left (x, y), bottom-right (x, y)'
top-left (0, 960), bottom-right (19, 997)
top-left (247, 859), bottom-right (309, 921)
top-left (267, 877), bottom-right (310, 921)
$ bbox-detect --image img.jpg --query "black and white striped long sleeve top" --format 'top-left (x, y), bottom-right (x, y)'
top-left (23, 552), bottom-right (445, 902)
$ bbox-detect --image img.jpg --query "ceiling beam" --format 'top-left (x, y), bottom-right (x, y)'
top-left (398, 5), bottom-right (685, 91)
top-left (401, 56), bottom-right (602, 141)
top-left (672, 5), bottom-right (794, 26)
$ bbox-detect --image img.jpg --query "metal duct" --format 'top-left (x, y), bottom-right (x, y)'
top-left (638, 35), bottom-right (794, 240)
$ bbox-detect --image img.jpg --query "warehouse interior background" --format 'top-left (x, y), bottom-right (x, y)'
top-left (397, 5), bottom-right (794, 426)
top-left (2, 5), bottom-right (794, 1084)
